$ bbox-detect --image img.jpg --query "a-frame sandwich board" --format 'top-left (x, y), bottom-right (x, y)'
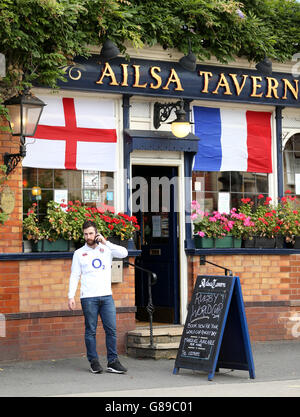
top-left (173, 275), bottom-right (255, 381)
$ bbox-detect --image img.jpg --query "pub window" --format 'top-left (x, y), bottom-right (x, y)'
top-left (23, 168), bottom-right (114, 221)
top-left (283, 133), bottom-right (300, 197)
top-left (192, 171), bottom-right (269, 213)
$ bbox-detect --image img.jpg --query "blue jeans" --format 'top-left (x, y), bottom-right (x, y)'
top-left (81, 295), bottom-right (117, 363)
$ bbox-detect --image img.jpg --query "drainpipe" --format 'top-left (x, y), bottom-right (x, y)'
top-left (276, 106), bottom-right (284, 199)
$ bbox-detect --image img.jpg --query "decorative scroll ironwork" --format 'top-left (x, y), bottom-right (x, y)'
top-left (153, 101), bottom-right (182, 129)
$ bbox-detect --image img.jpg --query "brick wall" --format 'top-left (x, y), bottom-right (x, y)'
top-left (18, 257), bottom-right (136, 312)
top-left (0, 256), bottom-right (136, 361)
top-left (0, 261), bottom-right (19, 313)
top-left (0, 121), bottom-right (23, 254)
top-left (1, 310), bottom-right (135, 361)
top-left (188, 254), bottom-right (300, 341)
top-left (189, 254), bottom-right (300, 302)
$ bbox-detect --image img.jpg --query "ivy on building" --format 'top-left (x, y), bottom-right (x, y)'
top-left (0, 0), bottom-right (299, 102)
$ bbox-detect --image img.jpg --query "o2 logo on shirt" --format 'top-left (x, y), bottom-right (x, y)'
top-left (92, 258), bottom-right (105, 270)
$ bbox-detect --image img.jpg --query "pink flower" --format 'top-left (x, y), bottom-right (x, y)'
top-left (228, 221), bottom-right (234, 229)
top-left (243, 217), bottom-right (254, 227)
top-left (198, 231), bottom-right (205, 237)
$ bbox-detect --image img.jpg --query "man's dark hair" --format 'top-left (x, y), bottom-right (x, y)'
top-left (82, 220), bottom-right (97, 232)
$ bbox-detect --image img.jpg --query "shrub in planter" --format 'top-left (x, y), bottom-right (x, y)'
top-left (23, 201), bottom-right (140, 248)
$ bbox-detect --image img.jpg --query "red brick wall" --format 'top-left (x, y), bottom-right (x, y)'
top-left (0, 121), bottom-right (23, 254)
top-left (18, 257), bottom-right (136, 312)
top-left (0, 256), bottom-right (136, 361)
top-left (188, 254), bottom-right (300, 341)
top-left (1, 311), bottom-right (135, 361)
top-left (189, 254), bottom-right (300, 302)
top-left (0, 261), bottom-right (20, 313)
top-left (246, 305), bottom-right (300, 341)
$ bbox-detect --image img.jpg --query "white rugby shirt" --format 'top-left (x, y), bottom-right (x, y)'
top-left (68, 241), bottom-right (128, 299)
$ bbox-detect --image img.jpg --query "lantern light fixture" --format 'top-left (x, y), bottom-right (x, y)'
top-left (99, 39), bottom-right (120, 61)
top-left (255, 57), bottom-right (272, 76)
top-left (3, 89), bottom-right (46, 175)
top-left (153, 100), bottom-right (192, 138)
top-left (179, 39), bottom-right (197, 72)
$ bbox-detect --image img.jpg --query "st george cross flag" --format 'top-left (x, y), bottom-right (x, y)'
top-left (193, 106), bottom-right (272, 173)
top-left (23, 95), bottom-right (117, 171)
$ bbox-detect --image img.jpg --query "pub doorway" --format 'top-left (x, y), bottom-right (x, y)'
top-left (132, 165), bottom-right (180, 324)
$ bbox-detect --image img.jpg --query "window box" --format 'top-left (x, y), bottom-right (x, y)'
top-left (31, 239), bottom-right (71, 252)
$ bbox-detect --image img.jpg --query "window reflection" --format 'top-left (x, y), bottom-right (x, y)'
top-left (192, 171), bottom-right (268, 212)
top-left (22, 168), bottom-right (115, 221)
top-left (283, 133), bottom-right (300, 196)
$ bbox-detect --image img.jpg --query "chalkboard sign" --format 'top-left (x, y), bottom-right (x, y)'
top-left (173, 275), bottom-right (255, 381)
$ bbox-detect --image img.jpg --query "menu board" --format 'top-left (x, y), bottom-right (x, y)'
top-left (175, 275), bottom-right (232, 373)
top-left (174, 275), bottom-right (255, 380)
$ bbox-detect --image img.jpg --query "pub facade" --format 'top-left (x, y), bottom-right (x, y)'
top-left (0, 45), bottom-right (300, 361)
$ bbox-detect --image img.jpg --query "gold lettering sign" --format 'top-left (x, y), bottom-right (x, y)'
top-left (120, 64), bottom-right (129, 87)
top-left (199, 71), bottom-right (213, 93)
top-left (91, 61), bottom-right (300, 103)
top-left (212, 73), bottom-right (232, 95)
top-left (229, 74), bottom-right (248, 96)
top-left (250, 76), bottom-right (263, 98)
top-left (265, 77), bottom-right (279, 99)
top-left (162, 69), bottom-right (184, 91)
top-left (132, 65), bottom-right (148, 88)
top-left (282, 78), bottom-right (299, 100)
top-left (96, 62), bottom-right (119, 86)
top-left (149, 66), bottom-right (162, 89)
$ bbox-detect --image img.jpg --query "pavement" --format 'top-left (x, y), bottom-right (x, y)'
top-left (0, 340), bottom-right (300, 398)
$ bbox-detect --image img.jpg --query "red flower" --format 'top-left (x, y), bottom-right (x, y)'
top-left (241, 198), bottom-right (251, 204)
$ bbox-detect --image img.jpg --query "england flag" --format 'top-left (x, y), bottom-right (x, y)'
top-left (23, 95), bottom-right (117, 171)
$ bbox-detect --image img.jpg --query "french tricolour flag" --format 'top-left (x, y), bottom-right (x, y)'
top-left (23, 95), bottom-right (117, 171)
top-left (193, 106), bottom-right (272, 173)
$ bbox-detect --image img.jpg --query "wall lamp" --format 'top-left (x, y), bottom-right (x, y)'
top-left (153, 100), bottom-right (191, 138)
top-left (99, 39), bottom-right (120, 61)
top-left (255, 57), bottom-right (272, 76)
top-left (179, 39), bottom-right (197, 72)
top-left (4, 89), bottom-right (46, 175)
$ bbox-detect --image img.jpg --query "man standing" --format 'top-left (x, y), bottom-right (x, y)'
top-left (68, 220), bottom-right (128, 374)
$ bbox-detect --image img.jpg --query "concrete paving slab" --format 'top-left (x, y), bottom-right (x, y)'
top-left (0, 340), bottom-right (299, 397)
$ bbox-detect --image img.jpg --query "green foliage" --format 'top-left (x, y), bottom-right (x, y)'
top-left (0, 0), bottom-right (299, 101)
top-left (23, 200), bottom-right (139, 242)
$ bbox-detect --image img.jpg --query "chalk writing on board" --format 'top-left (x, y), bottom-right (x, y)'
top-left (174, 275), bottom-right (255, 381)
top-left (199, 277), bottom-right (226, 289)
top-left (190, 292), bottom-right (225, 323)
top-left (179, 283), bottom-right (227, 361)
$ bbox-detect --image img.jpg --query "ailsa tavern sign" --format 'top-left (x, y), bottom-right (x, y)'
top-left (59, 55), bottom-right (300, 107)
